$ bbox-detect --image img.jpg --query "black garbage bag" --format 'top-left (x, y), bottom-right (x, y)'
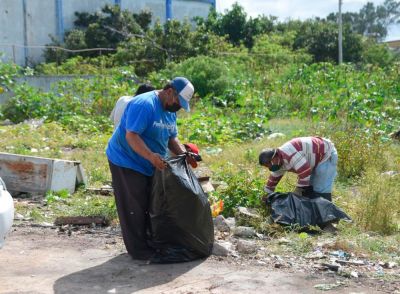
top-left (149, 155), bottom-right (214, 263)
top-left (266, 192), bottom-right (351, 228)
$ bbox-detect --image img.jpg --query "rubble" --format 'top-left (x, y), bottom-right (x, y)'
top-left (235, 207), bottom-right (262, 226)
top-left (233, 226), bottom-right (257, 238)
top-left (54, 216), bottom-right (108, 226)
top-left (212, 241), bottom-right (233, 257)
top-left (213, 215), bottom-right (230, 232)
top-left (236, 239), bottom-right (258, 254)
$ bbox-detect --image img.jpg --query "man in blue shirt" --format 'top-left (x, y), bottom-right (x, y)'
top-left (106, 77), bottom-right (195, 260)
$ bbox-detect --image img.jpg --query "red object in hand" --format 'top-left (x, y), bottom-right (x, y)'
top-left (184, 143), bottom-right (199, 154)
top-left (184, 143), bottom-right (200, 168)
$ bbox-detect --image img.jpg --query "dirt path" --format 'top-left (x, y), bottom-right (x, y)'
top-left (0, 225), bottom-right (386, 294)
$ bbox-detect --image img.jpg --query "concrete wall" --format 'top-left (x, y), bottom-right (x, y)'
top-left (0, 0), bottom-right (25, 65)
top-left (62, 0), bottom-right (112, 32)
top-left (0, 0), bottom-right (213, 66)
top-left (173, 0), bottom-right (210, 22)
top-left (25, 0), bottom-right (58, 65)
top-left (0, 75), bottom-right (95, 105)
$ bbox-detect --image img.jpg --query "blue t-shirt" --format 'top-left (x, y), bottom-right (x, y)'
top-left (106, 91), bottom-right (178, 176)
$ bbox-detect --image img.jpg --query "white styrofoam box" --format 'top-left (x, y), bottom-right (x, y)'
top-left (0, 177), bottom-right (13, 248)
top-left (0, 152), bottom-right (87, 195)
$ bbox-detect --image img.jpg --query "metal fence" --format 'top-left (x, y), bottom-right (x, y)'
top-left (0, 43), bottom-right (116, 66)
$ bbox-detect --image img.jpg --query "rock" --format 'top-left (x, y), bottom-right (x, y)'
top-left (381, 171), bottom-right (399, 178)
top-left (0, 119), bottom-right (14, 126)
top-left (235, 207), bottom-right (261, 227)
top-left (212, 241), bottom-right (232, 257)
top-left (23, 118), bottom-right (45, 128)
top-left (321, 263), bottom-right (341, 272)
top-left (236, 239), bottom-right (257, 254)
top-left (305, 250), bottom-right (325, 259)
top-left (214, 181), bottom-right (228, 192)
top-left (336, 259), bottom-right (365, 266)
top-left (213, 215), bottom-right (230, 232)
top-left (14, 213), bottom-right (24, 220)
top-left (351, 271), bottom-right (359, 278)
top-left (200, 180), bottom-right (214, 193)
top-left (192, 166), bottom-right (213, 179)
top-left (381, 261), bottom-right (397, 269)
top-left (278, 237), bottom-right (292, 245)
top-left (225, 217), bottom-right (236, 229)
top-left (233, 226), bottom-right (257, 238)
top-left (204, 147), bottom-right (223, 155)
top-left (267, 133), bottom-right (285, 140)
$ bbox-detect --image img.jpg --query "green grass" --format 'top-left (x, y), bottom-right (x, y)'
top-left (3, 116), bottom-right (400, 264)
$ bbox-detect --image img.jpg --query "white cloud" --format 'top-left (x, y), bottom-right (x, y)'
top-left (216, 0), bottom-right (400, 40)
top-left (217, 0), bottom-right (386, 19)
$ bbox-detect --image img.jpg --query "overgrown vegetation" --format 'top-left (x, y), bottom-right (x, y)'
top-left (0, 3), bottom-right (399, 261)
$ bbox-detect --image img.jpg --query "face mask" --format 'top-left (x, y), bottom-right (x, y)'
top-left (165, 102), bottom-right (181, 112)
top-left (269, 164), bottom-right (281, 172)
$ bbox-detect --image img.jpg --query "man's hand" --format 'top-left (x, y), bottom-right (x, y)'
top-left (261, 186), bottom-right (274, 206)
top-left (294, 186), bottom-right (314, 198)
top-left (260, 194), bottom-right (269, 206)
top-left (186, 153), bottom-right (198, 168)
top-left (149, 153), bottom-right (167, 170)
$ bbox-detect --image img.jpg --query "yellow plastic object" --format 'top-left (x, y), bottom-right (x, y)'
top-left (211, 200), bottom-right (224, 217)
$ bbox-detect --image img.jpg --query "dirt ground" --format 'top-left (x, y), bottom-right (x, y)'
top-left (1, 224), bottom-right (394, 294)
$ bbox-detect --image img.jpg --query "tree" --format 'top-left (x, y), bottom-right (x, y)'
top-left (195, 4), bottom-right (277, 49)
top-left (327, 0), bottom-right (400, 40)
top-left (292, 20), bottom-right (362, 63)
top-left (362, 39), bottom-right (394, 66)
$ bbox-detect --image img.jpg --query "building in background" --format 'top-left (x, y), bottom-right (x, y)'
top-left (0, 0), bottom-right (215, 66)
top-left (384, 39), bottom-right (400, 53)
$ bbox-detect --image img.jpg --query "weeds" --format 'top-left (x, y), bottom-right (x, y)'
top-left (353, 170), bottom-right (400, 234)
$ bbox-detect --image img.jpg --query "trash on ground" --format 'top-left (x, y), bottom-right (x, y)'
top-left (211, 200), bottom-right (224, 217)
top-left (266, 192), bottom-right (351, 228)
top-left (54, 216), bottom-right (108, 226)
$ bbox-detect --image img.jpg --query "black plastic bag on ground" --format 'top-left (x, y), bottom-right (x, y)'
top-left (149, 155), bottom-right (214, 263)
top-left (266, 192), bottom-right (351, 228)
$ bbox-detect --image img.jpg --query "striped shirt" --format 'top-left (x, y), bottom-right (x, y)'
top-left (266, 137), bottom-right (334, 192)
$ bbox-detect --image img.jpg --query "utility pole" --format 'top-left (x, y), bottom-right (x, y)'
top-left (338, 0), bottom-right (343, 64)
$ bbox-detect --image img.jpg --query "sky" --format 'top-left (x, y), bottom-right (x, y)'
top-left (216, 0), bottom-right (400, 41)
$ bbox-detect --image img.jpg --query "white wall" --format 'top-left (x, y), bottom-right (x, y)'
top-left (0, 0), bottom-right (25, 65)
top-left (0, 0), bottom-right (213, 66)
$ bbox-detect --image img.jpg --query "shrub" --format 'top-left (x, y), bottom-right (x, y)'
top-left (317, 126), bottom-right (388, 181)
top-left (213, 167), bottom-right (264, 216)
top-left (170, 56), bottom-right (232, 98)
